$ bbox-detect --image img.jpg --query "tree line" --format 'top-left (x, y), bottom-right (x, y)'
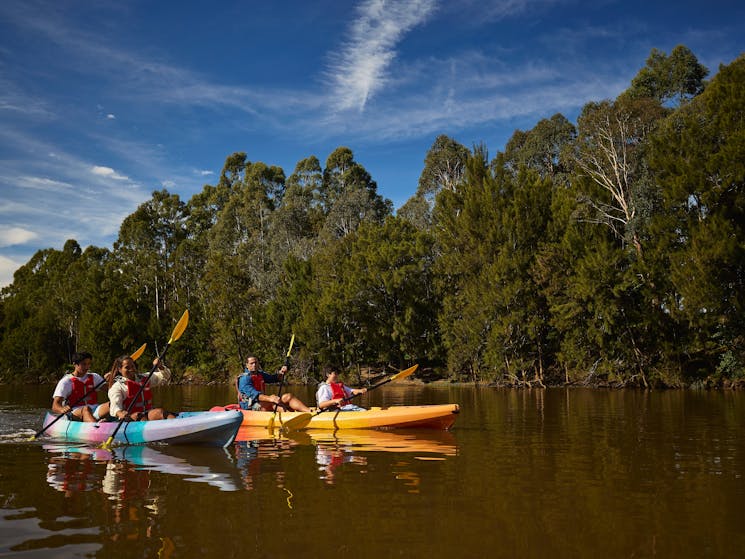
top-left (1, 46), bottom-right (743, 388)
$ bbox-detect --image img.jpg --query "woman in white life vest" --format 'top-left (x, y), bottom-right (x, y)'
top-left (52, 351), bottom-right (110, 422)
top-left (106, 355), bottom-right (177, 421)
top-left (315, 364), bottom-right (367, 411)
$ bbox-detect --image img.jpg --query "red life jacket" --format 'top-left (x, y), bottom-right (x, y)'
top-left (68, 374), bottom-right (98, 406)
top-left (251, 373), bottom-right (266, 393)
top-left (62, 459), bottom-right (94, 492)
top-left (120, 467), bottom-right (150, 500)
top-left (123, 378), bottom-right (153, 412)
top-left (330, 382), bottom-right (347, 401)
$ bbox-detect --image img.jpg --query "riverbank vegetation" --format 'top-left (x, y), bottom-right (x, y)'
top-left (1, 46), bottom-right (743, 388)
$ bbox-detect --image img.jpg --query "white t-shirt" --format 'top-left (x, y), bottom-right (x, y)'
top-left (107, 367), bottom-right (171, 416)
top-left (316, 382), bottom-right (354, 406)
top-left (52, 373), bottom-right (106, 408)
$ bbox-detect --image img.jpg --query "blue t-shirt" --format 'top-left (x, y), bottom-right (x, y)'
top-left (237, 370), bottom-right (280, 405)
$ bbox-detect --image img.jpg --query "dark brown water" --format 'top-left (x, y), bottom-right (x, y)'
top-left (1, 384), bottom-right (743, 558)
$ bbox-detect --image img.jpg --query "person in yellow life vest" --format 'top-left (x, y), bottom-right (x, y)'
top-left (106, 355), bottom-right (177, 421)
top-left (316, 364), bottom-right (367, 411)
top-left (52, 352), bottom-right (110, 422)
top-left (236, 355), bottom-right (311, 412)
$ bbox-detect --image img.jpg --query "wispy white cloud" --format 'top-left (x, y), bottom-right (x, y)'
top-left (326, 0), bottom-right (438, 112)
top-left (0, 226), bottom-right (38, 247)
top-left (13, 175), bottom-right (75, 192)
top-left (313, 47), bottom-right (627, 142)
top-left (91, 165), bottom-right (129, 181)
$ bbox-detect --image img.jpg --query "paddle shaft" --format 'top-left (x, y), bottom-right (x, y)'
top-left (271, 335), bottom-right (295, 415)
top-left (267, 334), bottom-right (295, 431)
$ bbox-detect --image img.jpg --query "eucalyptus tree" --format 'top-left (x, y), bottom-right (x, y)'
top-left (172, 154), bottom-right (255, 374)
top-left (269, 156), bottom-right (323, 263)
top-left (0, 240), bottom-right (96, 379)
top-left (418, 135), bottom-right (470, 200)
top-left (321, 147), bottom-right (392, 239)
top-left (0, 239), bottom-right (152, 381)
top-left (414, 135), bottom-right (470, 230)
top-left (182, 153), bottom-right (252, 313)
top-left (397, 193), bottom-right (432, 230)
top-left (286, 155), bottom-right (325, 232)
top-left (648, 54), bottom-right (745, 380)
top-left (571, 96), bottom-right (667, 256)
top-left (625, 45), bottom-right (709, 107)
top-left (498, 113), bottom-right (576, 184)
top-left (200, 158), bottom-right (288, 361)
top-left (113, 189), bottom-right (188, 337)
top-left (241, 161), bottom-right (286, 289)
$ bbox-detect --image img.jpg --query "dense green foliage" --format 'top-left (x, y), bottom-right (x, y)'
top-left (2, 47), bottom-right (743, 387)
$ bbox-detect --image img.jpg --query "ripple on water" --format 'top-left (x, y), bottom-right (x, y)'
top-left (0, 406), bottom-right (46, 442)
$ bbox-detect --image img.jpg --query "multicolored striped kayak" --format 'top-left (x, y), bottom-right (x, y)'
top-left (210, 404), bottom-right (459, 430)
top-left (39, 410), bottom-right (242, 447)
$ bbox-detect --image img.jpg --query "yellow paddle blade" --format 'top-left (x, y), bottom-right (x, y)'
top-left (130, 343), bottom-right (147, 361)
top-left (390, 364), bottom-right (418, 382)
top-left (168, 310), bottom-right (189, 344)
top-left (280, 412), bottom-right (311, 433)
top-left (101, 436), bottom-right (114, 450)
top-left (286, 333), bottom-right (295, 357)
top-left (267, 414), bottom-right (276, 431)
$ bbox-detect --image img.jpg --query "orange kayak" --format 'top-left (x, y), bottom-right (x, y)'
top-left (210, 403), bottom-right (459, 430)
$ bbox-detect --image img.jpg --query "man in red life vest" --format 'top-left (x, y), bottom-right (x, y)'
top-left (51, 352), bottom-right (110, 422)
top-left (236, 355), bottom-right (311, 412)
top-left (315, 364), bottom-right (367, 411)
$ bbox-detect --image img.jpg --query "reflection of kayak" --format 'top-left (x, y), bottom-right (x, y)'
top-left (43, 443), bottom-right (241, 491)
top-left (236, 426), bottom-right (457, 456)
top-left (40, 410), bottom-right (242, 447)
top-left (305, 429), bottom-right (457, 456)
top-left (212, 404), bottom-right (459, 430)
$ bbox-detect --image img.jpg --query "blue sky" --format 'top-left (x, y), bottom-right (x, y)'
top-left (1, 0), bottom-right (743, 287)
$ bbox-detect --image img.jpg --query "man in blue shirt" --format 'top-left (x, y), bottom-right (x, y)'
top-left (236, 355), bottom-right (311, 412)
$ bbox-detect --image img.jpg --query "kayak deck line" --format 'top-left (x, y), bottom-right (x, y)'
top-left (210, 403), bottom-right (459, 430)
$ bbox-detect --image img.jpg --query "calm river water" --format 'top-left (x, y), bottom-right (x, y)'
top-left (1, 383), bottom-right (743, 558)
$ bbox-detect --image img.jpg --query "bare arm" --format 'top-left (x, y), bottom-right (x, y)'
top-left (51, 396), bottom-right (71, 415)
